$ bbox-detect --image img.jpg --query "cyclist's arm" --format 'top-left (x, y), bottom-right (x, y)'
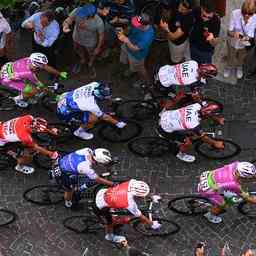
top-left (32, 143), bottom-right (55, 158)
top-left (138, 214), bottom-right (153, 225)
top-left (43, 64), bottom-right (61, 77)
top-left (95, 176), bottom-right (114, 186)
top-left (240, 191), bottom-right (256, 204)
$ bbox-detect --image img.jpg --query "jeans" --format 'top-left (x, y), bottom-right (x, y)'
top-left (190, 44), bottom-right (214, 64)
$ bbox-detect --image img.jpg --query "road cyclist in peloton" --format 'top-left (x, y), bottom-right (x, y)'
top-left (198, 161), bottom-right (256, 224)
top-left (159, 101), bottom-right (225, 163)
top-left (0, 52), bottom-right (68, 108)
top-left (49, 147), bottom-right (116, 209)
top-left (56, 81), bottom-right (127, 140)
top-left (94, 179), bottom-right (161, 244)
top-left (0, 115), bottom-right (59, 174)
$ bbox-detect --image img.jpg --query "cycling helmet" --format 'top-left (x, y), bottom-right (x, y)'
top-left (200, 103), bottom-right (220, 116)
top-left (29, 53), bottom-right (48, 67)
top-left (32, 117), bottom-right (48, 132)
top-left (93, 148), bottom-right (112, 164)
top-left (237, 162), bottom-right (256, 178)
top-left (93, 81), bottom-right (112, 100)
top-left (129, 179), bottom-right (150, 197)
top-left (198, 64), bottom-right (217, 78)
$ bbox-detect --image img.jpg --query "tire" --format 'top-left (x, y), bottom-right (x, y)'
top-left (128, 136), bottom-right (171, 157)
top-left (237, 192), bottom-right (256, 219)
top-left (0, 144), bottom-right (21, 170)
top-left (0, 209), bottom-right (17, 226)
top-left (0, 90), bottom-right (16, 111)
top-left (23, 184), bottom-right (64, 205)
top-left (141, 1), bottom-right (168, 43)
top-left (195, 139), bottom-right (241, 160)
top-left (63, 215), bottom-right (104, 234)
top-left (168, 195), bottom-right (213, 216)
top-left (115, 100), bottom-right (158, 121)
top-left (41, 94), bottom-right (58, 113)
top-left (132, 217), bottom-right (180, 237)
top-left (34, 123), bottom-right (72, 144)
top-left (98, 120), bottom-right (142, 143)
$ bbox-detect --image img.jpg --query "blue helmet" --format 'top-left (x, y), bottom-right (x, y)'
top-left (93, 81), bottom-right (112, 100)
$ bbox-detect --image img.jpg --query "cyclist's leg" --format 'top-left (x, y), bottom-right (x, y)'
top-left (61, 173), bottom-right (74, 208)
top-left (15, 147), bottom-right (35, 174)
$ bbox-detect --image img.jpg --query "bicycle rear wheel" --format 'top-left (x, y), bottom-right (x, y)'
top-left (23, 185), bottom-right (64, 205)
top-left (132, 217), bottom-right (180, 236)
top-left (98, 120), bottom-right (142, 143)
top-left (0, 90), bottom-right (16, 111)
top-left (195, 139), bottom-right (241, 160)
top-left (0, 209), bottom-right (17, 226)
top-left (168, 195), bottom-right (213, 216)
top-left (128, 136), bottom-right (171, 157)
top-left (63, 215), bottom-right (103, 234)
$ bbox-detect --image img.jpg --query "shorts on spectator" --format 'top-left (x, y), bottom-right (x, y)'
top-left (73, 41), bottom-right (95, 57)
top-left (190, 44), bottom-right (213, 64)
top-left (168, 39), bottom-right (190, 63)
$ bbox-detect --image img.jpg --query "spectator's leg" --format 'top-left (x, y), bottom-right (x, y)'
top-left (72, 41), bottom-right (86, 74)
top-left (224, 38), bottom-right (237, 78)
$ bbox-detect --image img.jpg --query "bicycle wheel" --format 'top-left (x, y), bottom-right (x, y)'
top-left (0, 91), bottom-right (16, 111)
top-left (237, 192), bottom-right (256, 219)
top-left (132, 217), bottom-right (180, 237)
top-left (98, 120), bottom-right (142, 143)
top-left (63, 215), bottom-right (104, 234)
top-left (168, 195), bottom-right (213, 216)
top-left (128, 136), bottom-right (171, 157)
top-left (34, 123), bottom-right (72, 144)
top-left (0, 152), bottom-right (14, 169)
top-left (0, 209), bottom-right (17, 226)
top-left (41, 94), bottom-right (58, 113)
top-left (115, 100), bottom-right (158, 121)
top-left (195, 139), bottom-right (241, 160)
top-left (23, 185), bottom-right (64, 205)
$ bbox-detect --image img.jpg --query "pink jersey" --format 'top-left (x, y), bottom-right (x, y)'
top-left (212, 161), bottom-right (241, 193)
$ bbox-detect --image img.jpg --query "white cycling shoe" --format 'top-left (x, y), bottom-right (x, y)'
top-left (73, 128), bottom-right (94, 140)
top-left (15, 164), bottom-right (34, 175)
top-left (176, 152), bottom-right (195, 163)
top-left (105, 233), bottom-right (126, 243)
top-left (13, 96), bottom-right (29, 108)
top-left (204, 212), bottom-right (222, 224)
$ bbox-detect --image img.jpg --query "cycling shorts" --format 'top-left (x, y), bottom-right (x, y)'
top-left (57, 108), bottom-right (89, 125)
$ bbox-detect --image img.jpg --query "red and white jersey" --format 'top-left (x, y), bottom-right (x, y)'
top-left (160, 103), bottom-right (201, 133)
top-left (95, 180), bottom-right (142, 217)
top-left (158, 60), bottom-right (199, 87)
top-left (0, 115), bottom-right (34, 147)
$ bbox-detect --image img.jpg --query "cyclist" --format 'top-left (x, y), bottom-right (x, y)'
top-left (51, 147), bottom-right (115, 208)
top-left (159, 102), bottom-right (224, 162)
top-left (198, 161), bottom-right (256, 224)
top-left (56, 81), bottom-right (126, 140)
top-left (0, 115), bottom-right (58, 174)
top-left (94, 179), bottom-right (161, 243)
top-left (0, 52), bottom-right (68, 108)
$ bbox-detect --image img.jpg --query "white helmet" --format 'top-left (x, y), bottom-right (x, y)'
top-left (93, 148), bottom-right (112, 164)
top-left (237, 162), bottom-right (256, 178)
top-left (29, 52), bottom-right (48, 67)
top-left (129, 179), bottom-right (150, 197)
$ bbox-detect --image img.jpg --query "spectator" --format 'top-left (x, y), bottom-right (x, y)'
top-left (97, 0), bottom-right (135, 55)
top-left (189, 0), bottom-right (220, 64)
top-left (0, 11), bottom-right (13, 66)
top-left (159, 0), bottom-right (194, 64)
top-left (224, 0), bottom-right (256, 79)
top-left (63, 4), bottom-right (104, 77)
top-left (22, 10), bottom-right (60, 68)
top-left (117, 13), bottom-right (155, 99)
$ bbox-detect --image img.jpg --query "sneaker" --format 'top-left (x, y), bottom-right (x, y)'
top-left (73, 128), bottom-right (94, 140)
top-left (236, 67), bottom-right (243, 79)
top-left (88, 66), bottom-right (96, 79)
top-left (203, 212), bottom-right (222, 224)
top-left (223, 68), bottom-right (231, 78)
top-left (15, 164), bottom-right (34, 174)
top-left (13, 96), bottom-right (29, 108)
top-left (105, 233), bottom-right (126, 243)
top-left (176, 152), bottom-right (195, 163)
top-left (65, 200), bottom-right (72, 208)
top-left (71, 63), bottom-right (81, 74)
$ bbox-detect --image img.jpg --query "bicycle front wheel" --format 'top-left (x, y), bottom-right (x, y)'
top-left (63, 215), bottom-right (104, 234)
top-left (168, 195), bottom-right (213, 216)
top-left (238, 192), bottom-right (256, 219)
top-left (132, 217), bottom-right (180, 237)
top-left (0, 209), bottom-right (17, 226)
top-left (128, 136), bottom-right (171, 157)
top-left (195, 139), bottom-right (241, 160)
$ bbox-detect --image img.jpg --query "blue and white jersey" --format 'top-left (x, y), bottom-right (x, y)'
top-left (57, 82), bottom-right (103, 117)
top-left (59, 148), bottom-right (98, 180)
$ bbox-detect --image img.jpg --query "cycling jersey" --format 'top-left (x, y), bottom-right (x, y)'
top-left (57, 82), bottom-right (103, 117)
top-left (59, 148), bottom-right (97, 180)
top-left (0, 58), bottom-right (38, 91)
top-left (158, 60), bottom-right (199, 88)
top-left (160, 103), bottom-right (202, 133)
top-left (96, 180), bottom-right (142, 217)
top-left (0, 115), bottom-right (34, 147)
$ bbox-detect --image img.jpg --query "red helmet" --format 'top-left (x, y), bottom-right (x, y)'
top-left (33, 117), bottom-right (48, 132)
top-left (198, 64), bottom-right (217, 78)
top-left (200, 103), bottom-right (220, 116)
